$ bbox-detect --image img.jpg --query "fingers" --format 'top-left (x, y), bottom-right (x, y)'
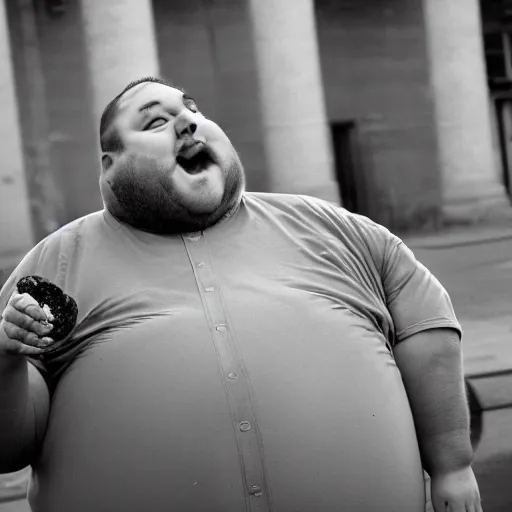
top-left (3, 321), bottom-right (39, 346)
top-left (0, 325), bottom-right (47, 356)
top-left (2, 320), bottom-right (52, 345)
top-left (432, 497), bottom-right (448, 512)
top-left (0, 319), bottom-right (53, 356)
top-left (0, 289), bottom-right (54, 356)
top-left (2, 305), bottom-right (53, 337)
top-left (469, 498), bottom-right (483, 512)
top-left (9, 289), bottom-right (47, 322)
top-left (448, 503), bottom-right (465, 512)
top-left (3, 289), bottom-right (53, 337)
top-left (11, 338), bottom-right (46, 357)
top-left (445, 498), bottom-right (482, 512)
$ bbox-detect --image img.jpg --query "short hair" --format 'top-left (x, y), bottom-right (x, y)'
top-left (99, 76), bottom-right (182, 153)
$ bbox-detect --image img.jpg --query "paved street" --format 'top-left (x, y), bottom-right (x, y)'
top-left (2, 223), bottom-right (512, 510)
top-left (0, 501), bottom-right (29, 512)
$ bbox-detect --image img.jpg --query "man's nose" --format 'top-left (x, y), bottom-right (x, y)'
top-left (175, 110), bottom-right (197, 137)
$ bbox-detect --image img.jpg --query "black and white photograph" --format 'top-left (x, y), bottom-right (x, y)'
top-left (0, 1), bottom-right (511, 511)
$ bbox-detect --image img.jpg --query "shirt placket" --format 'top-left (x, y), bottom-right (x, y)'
top-left (183, 231), bottom-right (272, 511)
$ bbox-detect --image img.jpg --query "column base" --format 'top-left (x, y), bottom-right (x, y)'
top-left (442, 182), bottom-right (512, 225)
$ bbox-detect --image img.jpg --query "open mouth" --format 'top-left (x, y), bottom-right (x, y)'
top-left (176, 146), bottom-right (214, 175)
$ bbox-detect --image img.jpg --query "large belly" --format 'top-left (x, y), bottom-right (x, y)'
top-left (29, 307), bottom-right (425, 512)
top-left (228, 296), bottom-right (426, 511)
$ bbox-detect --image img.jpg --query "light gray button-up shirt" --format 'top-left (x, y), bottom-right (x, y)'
top-left (0, 192), bottom-right (461, 512)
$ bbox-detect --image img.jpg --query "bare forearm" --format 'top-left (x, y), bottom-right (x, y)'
top-left (0, 353), bottom-right (36, 472)
top-left (411, 375), bottom-right (472, 475)
top-left (0, 291), bottom-right (52, 471)
top-left (393, 329), bottom-right (473, 476)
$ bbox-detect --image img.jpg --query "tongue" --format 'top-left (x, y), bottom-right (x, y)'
top-left (185, 160), bottom-right (204, 175)
top-left (180, 152), bottom-right (209, 174)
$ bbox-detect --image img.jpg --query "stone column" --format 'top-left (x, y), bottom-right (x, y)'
top-left (80, 0), bottom-right (160, 130)
top-left (0, 0), bottom-right (34, 261)
top-left (423, 0), bottom-right (510, 222)
top-left (248, 0), bottom-right (339, 203)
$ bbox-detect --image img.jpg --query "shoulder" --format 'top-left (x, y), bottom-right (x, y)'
top-left (50, 210), bottom-right (105, 238)
top-left (27, 211), bottom-right (104, 258)
top-left (243, 191), bottom-right (345, 219)
top-left (242, 192), bottom-right (401, 268)
top-left (1, 211), bottom-right (105, 294)
top-left (244, 192), bottom-right (392, 238)
top-left (243, 191), bottom-right (337, 211)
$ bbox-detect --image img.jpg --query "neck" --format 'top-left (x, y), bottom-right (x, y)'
top-left (107, 190), bottom-right (244, 236)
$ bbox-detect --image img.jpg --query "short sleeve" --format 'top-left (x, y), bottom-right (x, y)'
top-left (294, 197), bottom-right (462, 345)
top-left (381, 237), bottom-right (462, 343)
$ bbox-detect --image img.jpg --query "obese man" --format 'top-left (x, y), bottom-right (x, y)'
top-left (0, 77), bottom-right (482, 512)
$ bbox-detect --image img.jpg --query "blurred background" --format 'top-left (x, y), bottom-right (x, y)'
top-left (1, 0), bottom-right (512, 510)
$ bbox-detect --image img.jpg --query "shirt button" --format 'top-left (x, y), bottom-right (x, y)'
top-left (196, 262), bottom-right (205, 268)
top-left (228, 372), bottom-right (238, 380)
top-left (249, 485), bottom-right (263, 497)
top-left (187, 233), bottom-right (201, 242)
top-left (239, 421), bottom-right (252, 432)
top-left (205, 287), bottom-right (215, 292)
top-left (215, 325), bottom-right (227, 332)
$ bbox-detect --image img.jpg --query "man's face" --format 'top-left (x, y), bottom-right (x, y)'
top-left (100, 82), bottom-right (245, 234)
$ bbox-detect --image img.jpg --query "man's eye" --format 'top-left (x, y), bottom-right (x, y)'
top-left (144, 117), bottom-right (167, 130)
top-left (186, 101), bottom-right (199, 113)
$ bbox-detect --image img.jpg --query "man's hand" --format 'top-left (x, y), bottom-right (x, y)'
top-left (0, 288), bottom-right (54, 356)
top-left (430, 465), bottom-right (482, 512)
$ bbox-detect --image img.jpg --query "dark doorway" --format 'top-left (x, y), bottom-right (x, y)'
top-left (495, 98), bottom-right (512, 195)
top-left (330, 121), bottom-right (367, 215)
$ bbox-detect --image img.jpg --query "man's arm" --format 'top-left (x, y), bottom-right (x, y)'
top-left (392, 327), bottom-right (472, 475)
top-left (0, 289), bottom-right (52, 473)
top-left (0, 233), bottom-right (64, 472)
top-left (0, 354), bottom-right (50, 473)
top-left (357, 216), bottom-right (482, 509)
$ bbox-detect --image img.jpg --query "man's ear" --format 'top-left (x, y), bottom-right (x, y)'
top-left (101, 154), bottom-right (114, 173)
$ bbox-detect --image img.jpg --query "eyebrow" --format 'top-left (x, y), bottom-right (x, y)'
top-left (138, 94), bottom-right (196, 114)
top-left (138, 100), bottom-right (161, 113)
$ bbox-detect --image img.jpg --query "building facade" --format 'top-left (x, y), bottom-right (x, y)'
top-left (1, 0), bottom-right (510, 267)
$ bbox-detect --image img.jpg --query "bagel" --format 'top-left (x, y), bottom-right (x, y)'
top-left (17, 275), bottom-right (78, 343)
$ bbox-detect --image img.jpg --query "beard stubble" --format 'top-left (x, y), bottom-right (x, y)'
top-left (104, 154), bottom-right (245, 235)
